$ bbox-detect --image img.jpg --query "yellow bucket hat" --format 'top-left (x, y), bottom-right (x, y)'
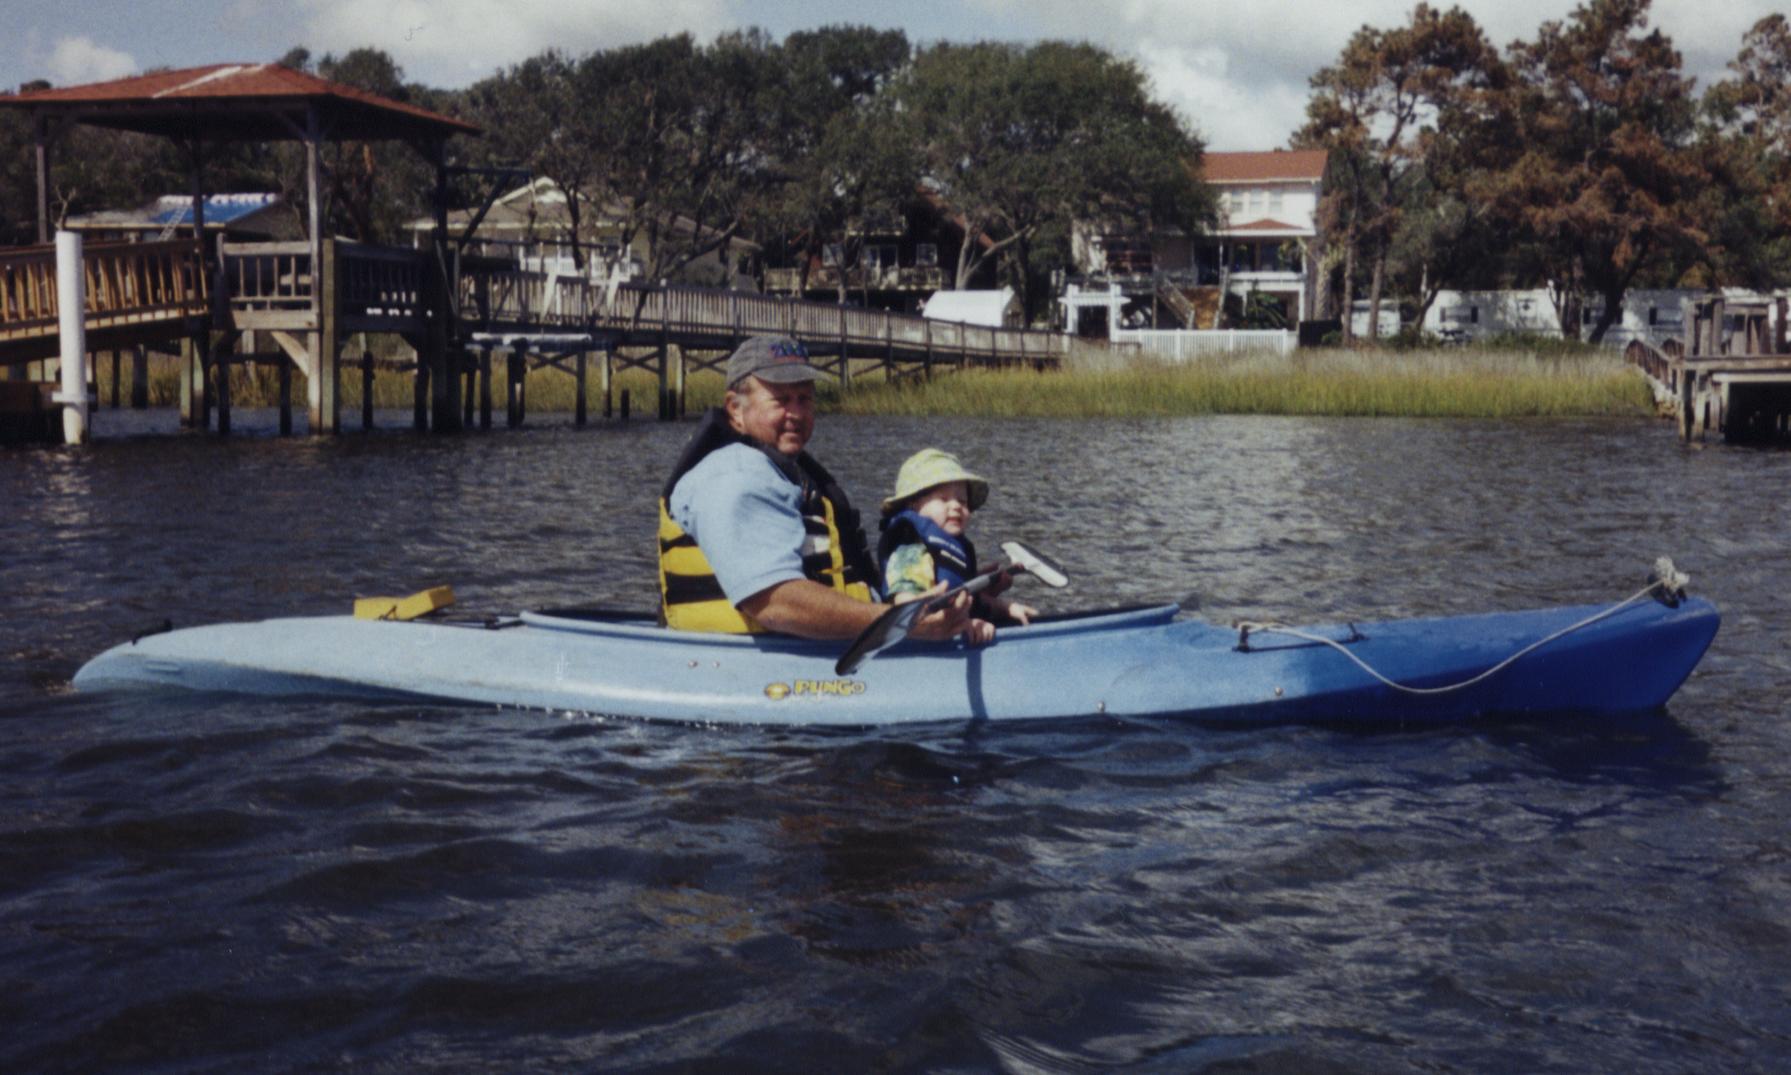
top-left (881, 448), bottom-right (989, 514)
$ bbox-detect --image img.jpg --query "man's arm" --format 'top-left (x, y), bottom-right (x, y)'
top-left (741, 578), bottom-right (970, 641)
top-left (674, 448), bottom-right (969, 642)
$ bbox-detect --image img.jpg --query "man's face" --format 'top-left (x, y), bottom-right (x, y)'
top-left (727, 376), bottom-right (815, 456)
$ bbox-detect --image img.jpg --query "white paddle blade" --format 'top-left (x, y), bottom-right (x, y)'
top-left (1001, 541), bottom-right (1069, 588)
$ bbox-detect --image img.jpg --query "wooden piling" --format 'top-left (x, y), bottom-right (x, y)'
top-left (507, 342), bottom-right (525, 428)
top-left (178, 338), bottom-right (196, 428)
top-left (657, 332), bottom-right (671, 421)
top-left (601, 348), bottom-right (613, 419)
top-left (575, 351), bottom-right (588, 427)
top-left (278, 358), bottom-right (292, 436)
top-left (309, 238), bottom-right (340, 435)
top-left (361, 352), bottom-right (374, 431)
top-left (479, 347), bottom-right (492, 430)
top-left (130, 346), bottom-right (148, 409)
top-left (412, 349), bottom-right (429, 433)
top-left (214, 337), bottom-right (231, 437)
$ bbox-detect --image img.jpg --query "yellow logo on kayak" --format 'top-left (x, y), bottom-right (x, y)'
top-left (764, 679), bottom-right (864, 700)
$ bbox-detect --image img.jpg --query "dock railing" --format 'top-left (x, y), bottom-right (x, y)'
top-left (2, 239), bottom-right (207, 346)
top-left (220, 241), bottom-right (313, 329)
top-left (457, 261), bottom-right (1069, 363)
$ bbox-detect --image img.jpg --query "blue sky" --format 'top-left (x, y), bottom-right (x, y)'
top-left (4, 0), bottom-right (1780, 149)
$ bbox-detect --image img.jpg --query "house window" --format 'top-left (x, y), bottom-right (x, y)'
top-left (915, 243), bottom-right (938, 268)
top-left (823, 243), bottom-right (843, 267)
top-left (1268, 189), bottom-right (1284, 216)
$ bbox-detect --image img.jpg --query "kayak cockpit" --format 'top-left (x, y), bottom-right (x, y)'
top-left (519, 602), bottom-right (1182, 647)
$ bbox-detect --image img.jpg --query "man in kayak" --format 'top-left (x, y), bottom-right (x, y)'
top-left (657, 335), bottom-right (971, 640)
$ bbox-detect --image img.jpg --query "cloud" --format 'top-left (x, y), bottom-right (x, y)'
top-left (1134, 43), bottom-right (1309, 150)
top-left (46, 35), bottom-right (137, 85)
top-left (972, 0), bottom-right (1786, 149)
top-left (297, 0), bottom-right (734, 85)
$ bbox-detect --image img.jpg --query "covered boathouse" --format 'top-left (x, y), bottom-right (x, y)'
top-left (0, 62), bottom-right (481, 437)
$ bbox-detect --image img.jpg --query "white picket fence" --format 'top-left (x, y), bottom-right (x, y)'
top-left (1112, 328), bottom-right (1296, 361)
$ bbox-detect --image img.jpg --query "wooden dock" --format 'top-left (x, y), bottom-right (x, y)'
top-left (0, 239), bottom-right (209, 362)
top-left (1, 237), bottom-right (1072, 438)
top-left (1626, 296), bottom-right (1791, 444)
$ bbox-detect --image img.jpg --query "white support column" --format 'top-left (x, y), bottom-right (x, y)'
top-left (54, 230), bottom-right (89, 445)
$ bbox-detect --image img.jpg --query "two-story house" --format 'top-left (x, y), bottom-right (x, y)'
top-left (1196, 149), bottom-right (1326, 328)
top-left (1065, 149), bottom-right (1326, 334)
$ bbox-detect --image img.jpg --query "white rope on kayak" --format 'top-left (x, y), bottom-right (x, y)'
top-left (1233, 558), bottom-right (1691, 697)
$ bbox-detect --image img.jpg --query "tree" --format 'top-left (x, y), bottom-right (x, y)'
top-left (756, 26), bottom-right (915, 303)
top-left (464, 51), bottom-right (602, 268)
top-left (895, 41), bottom-right (1206, 320)
top-left (1697, 15), bottom-right (1791, 285)
top-left (1299, 4), bottom-right (1503, 341)
top-left (1712, 14), bottom-right (1791, 155)
top-left (1494, 0), bottom-right (1705, 342)
top-left (469, 34), bottom-right (777, 284)
top-left (313, 48), bottom-right (439, 243)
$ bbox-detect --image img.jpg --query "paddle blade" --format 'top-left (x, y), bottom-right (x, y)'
top-left (1001, 541), bottom-right (1069, 588)
top-left (835, 599), bottom-right (928, 676)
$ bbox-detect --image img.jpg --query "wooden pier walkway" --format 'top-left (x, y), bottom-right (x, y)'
top-left (1625, 296), bottom-right (1791, 444)
top-left (2, 237), bottom-right (1073, 437)
top-left (0, 239), bottom-right (209, 362)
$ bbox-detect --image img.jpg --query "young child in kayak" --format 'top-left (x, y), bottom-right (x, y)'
top-left (878, 448), bottom-right (1038, 645)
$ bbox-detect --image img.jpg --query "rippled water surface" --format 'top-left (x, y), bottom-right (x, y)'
top-left (4, 407), bottom-right (1790, 1072)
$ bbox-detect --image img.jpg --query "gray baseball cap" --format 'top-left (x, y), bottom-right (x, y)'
top-left (725, 335), bottom-right (833, 388)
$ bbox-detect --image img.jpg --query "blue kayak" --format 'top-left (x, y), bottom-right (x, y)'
top-left (73, 593), bottom-right (1719, 726)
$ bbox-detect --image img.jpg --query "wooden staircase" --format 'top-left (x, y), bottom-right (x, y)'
top-left (1154, 280), bottom-right (1199, 329)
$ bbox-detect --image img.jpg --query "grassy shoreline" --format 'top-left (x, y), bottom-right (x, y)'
top-left (827, 347), bottom-right (1654, 419)
top-left (66, 345), bottom-right (1654, 420)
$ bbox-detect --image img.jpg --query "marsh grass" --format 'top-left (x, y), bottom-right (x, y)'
top-left (67, 342), bottom-right (1650, 420)
top-left (825, 346), bottom-right (1654, 419)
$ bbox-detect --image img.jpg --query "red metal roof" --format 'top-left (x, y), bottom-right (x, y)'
top-left (1227, 218), bottom-right (1305, 232)
top-left (1202, 150), bottom-right (1328, 184)
top-left (0, 63), bottom-right (478, 140)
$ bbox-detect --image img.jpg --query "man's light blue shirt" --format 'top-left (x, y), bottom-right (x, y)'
top-left (668, 443), bottom-right (808, 606)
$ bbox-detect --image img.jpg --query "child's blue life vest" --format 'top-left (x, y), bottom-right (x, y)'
top-left (878, 509), bottom-right (979, 590)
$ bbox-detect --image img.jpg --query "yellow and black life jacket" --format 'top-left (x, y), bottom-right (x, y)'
top-left (657, 408), bottom-right (878, 633)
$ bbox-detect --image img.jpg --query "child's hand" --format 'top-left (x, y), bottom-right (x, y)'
top-left (1004, 601), bottom-right (1038, 626)
top-left (989, 595), bottom-right (1037, 626)
top-left (966, 617), bottom-right (996, 645)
